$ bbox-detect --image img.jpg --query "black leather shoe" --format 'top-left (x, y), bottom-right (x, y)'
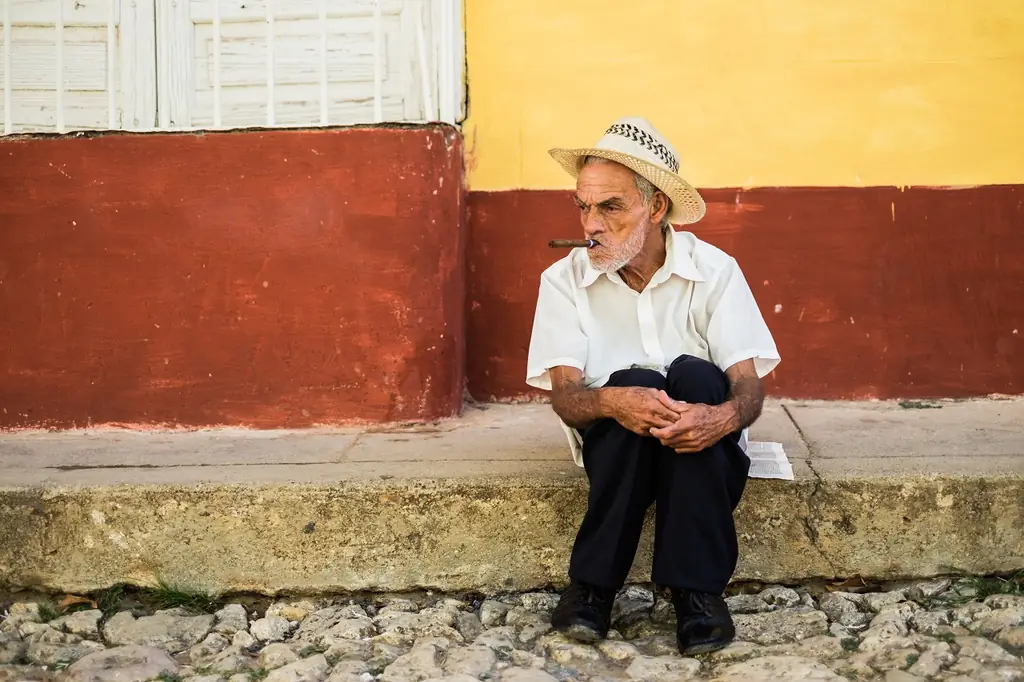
top-left (550, 581), bottom-right (616, 642)
top-left (672, 589), bottom-right (735, 655)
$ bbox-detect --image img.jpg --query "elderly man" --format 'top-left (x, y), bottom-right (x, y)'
top-left (526, 117), bottom-right (780, 655)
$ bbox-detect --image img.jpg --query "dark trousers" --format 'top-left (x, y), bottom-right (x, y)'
top-left (569, 354), bottom-right (750, 595)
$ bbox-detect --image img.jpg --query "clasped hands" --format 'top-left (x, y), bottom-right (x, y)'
top-left (610, 386), bottom-right (732, 453)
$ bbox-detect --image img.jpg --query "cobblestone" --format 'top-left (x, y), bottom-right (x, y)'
top-left (0, 579), bottom-right (1021, 681)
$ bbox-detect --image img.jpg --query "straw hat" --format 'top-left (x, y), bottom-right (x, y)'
top-left (549, 116), bottom-right (706, 225)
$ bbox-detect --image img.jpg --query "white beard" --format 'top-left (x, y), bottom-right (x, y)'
top-left (589, 221), bottom-right (649, 273)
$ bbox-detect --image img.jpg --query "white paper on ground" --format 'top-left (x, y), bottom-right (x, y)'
top-left (745, 441), bottom-right (795, 480)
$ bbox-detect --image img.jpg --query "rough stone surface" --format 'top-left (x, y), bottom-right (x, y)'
top-left (973, 608), bottom-right (1024, 637)
top-left (760, 586), bottom-right (803, 608)
top-left (1, 605), bottom-right (42, 632)
top-left (50, 611), bottom-right (102, 640)
top-left (102, 609), bottom-right (214, 654)
top-left (259, 642), bottom-right (301, 670)
top-left (519, 594), bottom-right (560, 615)
top-left (3, 401), bottom-right (1024, 595)
top-left (498, 669), bottom-right (559, 682)
top-left (820, 592), bottom-right (874, 628)
top-left (861, 590), bottom-right (908, 612)
top-left (188, 632), bottom-right (231, 666)
top-left (625, 655), bottom-right (701, 680)
top-left (0, 633), bottom-right (27, 665)
top-left (62, 645), bottom-right (179, 682)
top-left (252, 616), bottom-right (295, 643)
top-left (264, 654), bottom-right (331, 682)
top-left (996, 626), bottom-right (1024, 654)
top-left (441, 645), bottom-right (496, 677)
top-left (214, 603), bottom-right (250, 634)
top-left (714, 655), bottom-right (848, 681)
top-left (26, 638), bottom-right (105, 667)
top-left (733, 609), bottom-right (829, 645)
top-left (907, 579), bottom-right (953, 602)
top-left (1, 582), bottom-right (1022, 681)
top-left (479, 600), bottom-right (511, 628)
top-left (325, 659), bottom-right (372, 682)
top-left (267, 601), bottom-right (322, 623)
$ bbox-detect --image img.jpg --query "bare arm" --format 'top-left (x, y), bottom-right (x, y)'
top-left (549, 366), bottom-right (609, 429)
top-left (549, 366), bottom-right (679, 434)
top-left (720, 358), bottom-right (765, 433)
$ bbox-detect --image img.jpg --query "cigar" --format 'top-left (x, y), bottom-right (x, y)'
top-left (549, 239), bottom-right (597, 248)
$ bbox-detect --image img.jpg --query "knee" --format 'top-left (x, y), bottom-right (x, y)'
top-left (605, 367), bottom-right (667, 391)
top-left (666, 355), bottom-right (728, 404)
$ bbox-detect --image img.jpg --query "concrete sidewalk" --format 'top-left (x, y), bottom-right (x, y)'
top-left (1, 399), bottom-right (1022, 595)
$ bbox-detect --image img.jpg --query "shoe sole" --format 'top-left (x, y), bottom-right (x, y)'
top-left (559, 623), bottom-right (604, 643)
top-left (680, 640), bottom-right (732, 656)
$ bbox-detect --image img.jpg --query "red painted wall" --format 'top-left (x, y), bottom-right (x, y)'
top-left (2, 127), bottom-right (1021, 429)
top-left (466, 187), bottom-right (1024, 400)
top-left (0, 126), bottom-right (465, 428)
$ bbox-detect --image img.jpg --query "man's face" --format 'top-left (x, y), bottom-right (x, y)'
top-left (574, 160), bottom-right (652, 272)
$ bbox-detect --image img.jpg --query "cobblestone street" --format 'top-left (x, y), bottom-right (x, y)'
top-left (1, 578), bottom-right (1022, 681)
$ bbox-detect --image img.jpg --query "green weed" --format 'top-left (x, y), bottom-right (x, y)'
top-left (248, 668), bottom-right (270, 682)
top-left (898, 400), bottom-right (942, 409)
top-left (37, 602), bottom-right (60, 623)
top-left (147, 579), bottom-right (221, 613)
top-left (155, 672), bottom-right (182, 682)
top-left (97, 584), bottom-right (126, 616)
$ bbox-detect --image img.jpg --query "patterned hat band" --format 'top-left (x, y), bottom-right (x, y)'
top-left (605, 123), bottom-right (679, 173)
top-left (547, 116), bottom-right (707, 225)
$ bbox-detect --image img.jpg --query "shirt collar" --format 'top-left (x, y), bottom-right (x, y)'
top-left (579, 228), bottom-right (705, 287)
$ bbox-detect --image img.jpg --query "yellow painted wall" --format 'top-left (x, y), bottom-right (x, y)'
top-left (464, 0), bottom-right (1024, 190)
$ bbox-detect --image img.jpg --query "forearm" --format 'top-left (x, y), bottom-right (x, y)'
top-left (718, 375), bottom-right (765, 434)
top-left (551, 385), bottom-right (620, 429)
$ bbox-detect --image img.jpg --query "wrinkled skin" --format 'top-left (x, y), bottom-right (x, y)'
top-left (574, 159), bottom-right (669, 288)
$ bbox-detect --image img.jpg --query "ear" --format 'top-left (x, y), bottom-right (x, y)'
top-left (650, 191), bottom-right (670, 224)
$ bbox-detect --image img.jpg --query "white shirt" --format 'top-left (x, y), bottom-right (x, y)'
top-left (525, 228), bottom-right (781, 466)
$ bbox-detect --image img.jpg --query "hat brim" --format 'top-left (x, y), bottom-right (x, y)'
top-left (548, 147), bottom-right (706, 225)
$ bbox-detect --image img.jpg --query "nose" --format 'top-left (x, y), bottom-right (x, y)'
top-left (581, 207), bottom-right (604, 239)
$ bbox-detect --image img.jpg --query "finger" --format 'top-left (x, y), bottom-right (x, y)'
top-left (651, 400), bottom-right (681, 421)
top-left (648, 415), bottom-right (676, 431)
top-left (650, 418), bottom-right (686, 438)
top-left (656, 391), bottom-right (683, 411)
top-left (674, 436), bottom-right (712, 453)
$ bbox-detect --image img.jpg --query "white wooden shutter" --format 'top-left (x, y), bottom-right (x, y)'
top-left (0, 0), bottom-right (155, 134)
top-left (159, 0), bottom-right (437, 130)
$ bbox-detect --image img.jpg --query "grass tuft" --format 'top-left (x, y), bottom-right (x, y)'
top-left (840, 637), bottom-right (860, 652)
top-left (37, 602), bottom-right (60, 623)
top-left (97, 584), bottom-right (127, 616)
top-left (898, 400), bottom-right (943, 409)
top-left (148, 579), bottom-right (222, 613)
top-left (155, 672), bottom-right (182, 682)
top-left (248, 668), bottom-right (270, 682)
top-left (921, 570), bottom-right (1023, 608)
top-left (963, 571), bottom-right (1024, 599)
top-left (298, 645), bottom-right (326, 658)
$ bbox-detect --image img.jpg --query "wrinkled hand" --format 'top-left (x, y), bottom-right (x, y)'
top-left (650, 394), bottom-right (730, 453)
top-left (608, 387), bottom-right (681, 436)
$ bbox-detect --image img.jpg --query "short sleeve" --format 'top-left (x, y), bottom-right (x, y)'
top-left (525, 264), bottom-right (588, 391)
top-left (704, 258), bottom-right (781, 378)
